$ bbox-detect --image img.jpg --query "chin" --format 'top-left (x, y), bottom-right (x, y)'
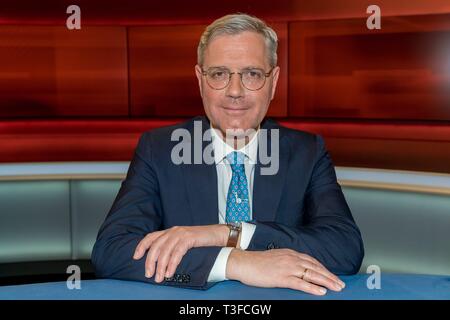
top-left (225, 120), bottom-right (247, 130)
top-left (225, 122), bottom-right (256, 135)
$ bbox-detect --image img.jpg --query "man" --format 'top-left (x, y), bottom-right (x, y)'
top-left (92, 13), bottom-right (364, 296)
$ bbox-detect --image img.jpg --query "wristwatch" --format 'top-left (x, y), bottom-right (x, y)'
top-left (226, 222), bottom-right (242, 248)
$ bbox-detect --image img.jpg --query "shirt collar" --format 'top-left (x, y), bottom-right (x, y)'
top-left (211, 124), bottom-right (259, 165)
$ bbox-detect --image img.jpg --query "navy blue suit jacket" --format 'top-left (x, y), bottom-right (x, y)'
top-left (91, 116), bottom-right (364, 289)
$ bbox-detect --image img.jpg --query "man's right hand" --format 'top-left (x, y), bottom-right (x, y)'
top-left (226, 249), bottom-right (346, 296)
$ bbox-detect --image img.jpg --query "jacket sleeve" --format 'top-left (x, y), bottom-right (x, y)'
top-left (247, 135), bottom-right (364, 275)
top-left (91, 132), bottom-right (222, 290)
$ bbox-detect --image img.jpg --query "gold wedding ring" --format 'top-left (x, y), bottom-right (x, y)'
top-left (299, 268), bottom-right (308, 280)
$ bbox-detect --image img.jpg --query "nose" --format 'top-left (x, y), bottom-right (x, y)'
top-left (225, 73), bottom-right (244, 99)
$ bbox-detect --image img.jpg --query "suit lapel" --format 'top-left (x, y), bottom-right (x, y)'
top-left (252, 119), bottom-right (290, 222)
top-left (181, 116), bottom-right (219, 226)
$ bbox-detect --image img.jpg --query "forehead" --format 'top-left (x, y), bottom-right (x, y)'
top-left (203, 31), bottom-right (268, 68)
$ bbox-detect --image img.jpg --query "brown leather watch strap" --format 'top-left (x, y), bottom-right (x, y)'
top-left (226, 223), bottom-right (241, 247)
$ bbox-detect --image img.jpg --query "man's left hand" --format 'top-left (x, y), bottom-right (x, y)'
top-left (133, 225), bottom-right (229, 283)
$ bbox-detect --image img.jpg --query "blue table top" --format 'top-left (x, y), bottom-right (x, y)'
top-left (1, 274), bottom-right (449, 300)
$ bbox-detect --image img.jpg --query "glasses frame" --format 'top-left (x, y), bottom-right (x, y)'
top-left (201, 67), bottom-right (274, 91)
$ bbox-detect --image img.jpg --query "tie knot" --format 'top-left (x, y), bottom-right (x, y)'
top-left (226, 151), bottom-right (246, 168)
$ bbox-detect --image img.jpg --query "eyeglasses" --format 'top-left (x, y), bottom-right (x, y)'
top-left (201, 67), bottom-right (274, 91)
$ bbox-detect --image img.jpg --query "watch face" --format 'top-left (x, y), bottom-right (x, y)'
top-left (228, 222), bottom-right (241, 230)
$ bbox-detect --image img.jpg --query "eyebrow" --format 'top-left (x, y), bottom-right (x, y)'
top-left (207, 65), bottom-right (265, 70)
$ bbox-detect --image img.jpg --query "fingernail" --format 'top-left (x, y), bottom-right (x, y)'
top-left (320, 288), bottom-right (327, 295)
top-left (335, 283), bottom-right (342, 291)
top-left (145, 271), bottom-right (150, 278)
top-left (341, 282), bottom-right (346, 289)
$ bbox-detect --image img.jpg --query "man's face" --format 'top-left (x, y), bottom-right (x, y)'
top-left (195, 31), bottom-right (280, 138)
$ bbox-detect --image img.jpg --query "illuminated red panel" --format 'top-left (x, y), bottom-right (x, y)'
top-left (0, 118), bottom-right (184, 162)
top-left (279, 120), bottom-right (450, 173)
top-left (1, 1), bottom-right (450, 26)
top-left (0, 26), bottom-right (128, 118)
top-left (0, 1), bottom-right (296, 26)
top-left (269, 23), bottom-right (288, 117)
top-left (1, 118), bottom-right (450, 173)
top-left (129, 23), bottom-right (287, 117)
top-left (289, 14), bottom-right (450, 120)
top-left (128, 25), bottom-right (205, 117)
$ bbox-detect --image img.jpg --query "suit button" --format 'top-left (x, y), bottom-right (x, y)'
top-left (267, 242), bottom-right (275, 250)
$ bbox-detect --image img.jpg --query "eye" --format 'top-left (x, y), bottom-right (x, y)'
top-left (209, 69), bottom-right (228, 80)
top-left (246, 70), bottom-right (263, 79)
top-left (212, 71), bottom-right (223, 78)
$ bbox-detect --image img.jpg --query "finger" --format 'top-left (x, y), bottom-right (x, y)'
top-left (293, 252), bottom-right (328, 272)
top-left (134, 231), bottom-right (164, 260)
top-left (307, 262), bottom-right (343, 287)
top-left (154, 238), bottom-right (181, 283)
top-left (294, 252), bottom-right (322, 267)
top-left (295, 254), bottom-right (344, 287)
top-left (165, 244), bottom-right (189, 278)
top-left (286, 276), bottom-right (327, 296)
top-left (297, 260), bottom-right (343, 289)
top-left (144, 249), bottom-right (158, 279)
top-left (145, 234), bottom-right (169, 279)
top-left (301, 268), bottom-right (343, 292)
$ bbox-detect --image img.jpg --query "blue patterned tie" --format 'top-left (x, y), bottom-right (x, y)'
top-left (225, 151), bottom-right (251, 223)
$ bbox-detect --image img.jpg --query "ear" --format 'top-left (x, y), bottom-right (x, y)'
top-left (269, 66), bottom-right (280, 101)
top-left (195, 65), bottom-right (204, 97)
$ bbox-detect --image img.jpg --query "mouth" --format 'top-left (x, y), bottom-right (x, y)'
top-left (222, 106), bottom-right (250, 115)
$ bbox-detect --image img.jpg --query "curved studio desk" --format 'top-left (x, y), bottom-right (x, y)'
top-left (0, 163), bottom-right (449, 299)
top-left (0, 274), bottom-right (449, 300)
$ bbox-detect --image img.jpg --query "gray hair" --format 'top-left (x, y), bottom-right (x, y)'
top-left (197, 13), bottom-right (278, 67)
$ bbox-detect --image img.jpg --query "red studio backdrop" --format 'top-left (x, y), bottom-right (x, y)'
top-left (0, 0), bottom-right (450, 173)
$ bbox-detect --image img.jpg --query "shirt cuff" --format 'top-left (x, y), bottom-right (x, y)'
top-left (207, 247), bottom-right (233, 282)
top-left (240, 221), bottom-right (256, 250)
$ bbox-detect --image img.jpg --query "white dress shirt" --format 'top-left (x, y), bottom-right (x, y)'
top-left (207, 126), bottom-right (258, 282)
